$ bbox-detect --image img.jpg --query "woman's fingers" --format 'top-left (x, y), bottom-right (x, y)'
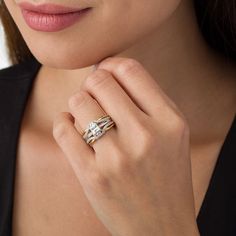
top-left (97, 57), bottom-right (178, 117)
top-left (52, 112), bottom-right (95, 177)
top-left (81, 68), bottom-right (144, 128)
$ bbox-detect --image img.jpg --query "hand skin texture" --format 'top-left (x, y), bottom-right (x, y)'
top-left (52, 57), bottom-right (200, 236)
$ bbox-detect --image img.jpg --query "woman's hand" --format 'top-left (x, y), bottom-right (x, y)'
top-left (52, 57), bottom-right (200, 236)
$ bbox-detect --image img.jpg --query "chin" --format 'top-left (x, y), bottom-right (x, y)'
top-left (28, 45), bottom-right (112, 70)
top-left (25, 37), bottom-right (131, 70)
top-left (33, 52), bottom-right (104, 70)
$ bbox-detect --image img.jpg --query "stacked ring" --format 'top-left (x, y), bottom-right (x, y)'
top-left (82, 115), bottom-right (115, 145)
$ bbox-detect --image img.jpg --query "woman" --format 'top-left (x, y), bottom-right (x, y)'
top-left (0, 0), bottom-right (235, 235)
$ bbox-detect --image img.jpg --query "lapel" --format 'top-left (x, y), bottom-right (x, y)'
top-left (0, 58), bottom-right (41, 236)
top-left (196, 114), bottom-right (236, 235)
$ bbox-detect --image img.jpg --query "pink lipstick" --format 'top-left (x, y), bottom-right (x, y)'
top-left (19, 2), bottom-right (92, 32)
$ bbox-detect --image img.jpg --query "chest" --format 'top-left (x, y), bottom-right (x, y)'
top-left (12, 131), bottom-right (111, 236)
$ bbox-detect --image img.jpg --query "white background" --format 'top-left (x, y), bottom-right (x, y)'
top-left (0, 23), bottom-right (11, 69)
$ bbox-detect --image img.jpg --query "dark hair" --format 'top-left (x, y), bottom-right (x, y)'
top-left (194, 0), bottom-right (236, 61)
top-left (0, 1), bottom-right (33, 64)
top-left (0, 0), bottom-right (236, 64)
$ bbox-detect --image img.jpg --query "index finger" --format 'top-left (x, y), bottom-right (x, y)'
top-left (97, 57), bottom-right (176, 117)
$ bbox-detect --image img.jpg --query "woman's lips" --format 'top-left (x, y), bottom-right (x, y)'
top-left (19, 3), bottom-right (91, 32)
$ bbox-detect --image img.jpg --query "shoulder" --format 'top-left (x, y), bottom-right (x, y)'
top-left (0, 57), bottom-right (41, 81)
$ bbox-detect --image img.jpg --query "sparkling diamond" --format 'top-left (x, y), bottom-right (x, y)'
top-left (89, 122), bottom-right (103, 137)
top-left (89, 122), bottom-right (97, 130)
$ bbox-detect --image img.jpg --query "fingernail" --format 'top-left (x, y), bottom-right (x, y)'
top-left (92, 63), bottom-right (99, 72)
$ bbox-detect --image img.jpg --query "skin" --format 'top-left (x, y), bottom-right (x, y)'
top-left (53, 58), bottom-right (200, 236)
top-left (4, 0), bottom-right (236, 235)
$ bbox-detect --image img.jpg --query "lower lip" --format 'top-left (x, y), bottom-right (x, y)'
top-left (21, 8), bottom-right (91, 32)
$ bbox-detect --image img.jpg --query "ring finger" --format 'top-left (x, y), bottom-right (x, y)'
top-left (68, 90), bottom-right (117, 150)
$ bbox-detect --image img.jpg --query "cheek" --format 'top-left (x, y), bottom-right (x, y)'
top-left (3, 0), bottom-right (181, 69)
top-left (122, 0), bottom-right (182, 34)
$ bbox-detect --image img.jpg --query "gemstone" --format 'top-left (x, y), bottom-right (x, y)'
top-left (89, 122), bottom-right (103, 137)
top-left (89, 122), bottom-right (97, 130)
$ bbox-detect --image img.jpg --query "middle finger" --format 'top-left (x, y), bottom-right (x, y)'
top-left (82, 69), bottom-right (145, 128)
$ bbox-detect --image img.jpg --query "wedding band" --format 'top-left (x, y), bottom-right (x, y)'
top-left (82, 115), bottom-right (115, 145)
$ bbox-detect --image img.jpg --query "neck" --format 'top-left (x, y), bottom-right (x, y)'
top-left (30, 0), bottom-right (236, 145)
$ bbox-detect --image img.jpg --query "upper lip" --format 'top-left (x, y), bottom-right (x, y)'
top-left (18, 2), bottom-right (87, 14)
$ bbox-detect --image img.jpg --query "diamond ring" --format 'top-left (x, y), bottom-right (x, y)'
top-left (82, 115), bottom-right (115, 145)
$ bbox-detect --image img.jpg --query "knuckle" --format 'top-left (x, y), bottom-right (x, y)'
top-left (53, 120), bottom-right (70, 141)
top-left (68, 91), bottom-right (88, 109)
top-left (117, 58), bottom-right (142, 76)
top-left (84, 69), bottom-right (111, 90)
top-left (169, 115), bottom-right (189, 135)
top-left (99, 57), bottom-right (114, 65)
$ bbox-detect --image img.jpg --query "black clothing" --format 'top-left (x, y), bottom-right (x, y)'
top-left (0, 58), bottom-right (235, 236)
top-left (0, 58), bottom-right (41, 236)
